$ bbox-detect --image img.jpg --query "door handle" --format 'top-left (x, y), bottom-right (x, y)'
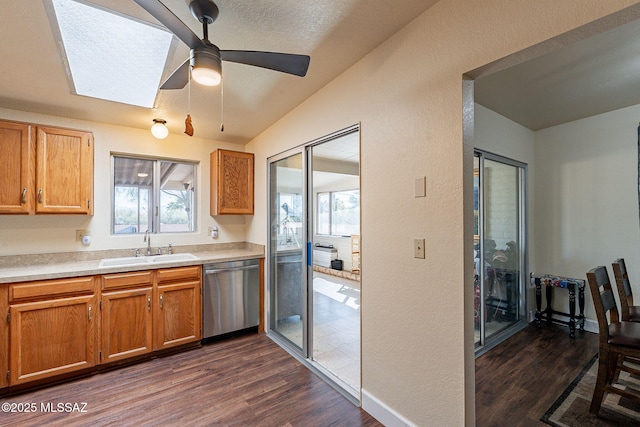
top-left (38, 188), bottom-right (43, 203)
top-left (147, 296), bottom-right (151, 310)
top-left (21, 188), bottom-right (27, 204)
top-left (159, 294), bottom-right (163, 309)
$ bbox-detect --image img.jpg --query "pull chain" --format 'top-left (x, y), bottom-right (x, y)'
top-left (184, 68), bottom-right (194, 136)
top-left (220, 77), bottom-right (224, 132)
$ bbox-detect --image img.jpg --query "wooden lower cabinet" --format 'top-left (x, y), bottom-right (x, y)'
top-left (2, 266), bottom-right (202, 390)
top-left (0, 287), bottom-right (8, 388)
top-left (9, 294), bottom-right (97, 385)
top-left (155, 267), bottom-right (202, 350)
top-left (101, 288), bottom-right (153, 363)
top-left (102, 267), bottom-right (201, 355)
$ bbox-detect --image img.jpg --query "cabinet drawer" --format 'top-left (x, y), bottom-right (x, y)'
top-left (9, 276), bottom-right (95, 302)
top-left (156, 266), bottom-right (201, 284)
top-left (102, 271), bottom-right (154, 291)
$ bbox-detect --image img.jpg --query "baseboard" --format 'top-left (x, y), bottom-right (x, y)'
top-left (584, 318), bottom-right (598, 334)
top-left (361, 389), bottom-right (415, 427)
top-left (526, 316), bottom-right (598, 334)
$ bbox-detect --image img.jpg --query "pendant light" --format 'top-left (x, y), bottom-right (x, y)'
top-left (151, 119), bottom-right (169, 139)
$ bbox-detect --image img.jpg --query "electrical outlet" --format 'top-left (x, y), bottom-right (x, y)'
top-left (414, 238), bottom-right (425, 259)
top-left (76, 229), bottom-right (87, 241)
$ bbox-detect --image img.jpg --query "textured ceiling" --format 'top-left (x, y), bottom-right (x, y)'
top-left (0, 0), bottom-right (438, 143)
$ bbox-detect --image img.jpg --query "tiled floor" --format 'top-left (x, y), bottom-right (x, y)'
top-left (275, 272), bottom-right (361, 394)
top-left (312, 272), bottom-right (361, 393)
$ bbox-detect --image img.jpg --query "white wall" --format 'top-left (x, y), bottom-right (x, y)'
top-left (245, 1), bottom-right (639, 425)
top-left (535, 103), bottom-right (640, 322)
top-left (0, 107), bottom-right (249, 256)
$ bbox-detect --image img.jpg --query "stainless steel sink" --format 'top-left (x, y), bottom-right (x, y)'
top-left (98, 253), bottom-right (198, 268)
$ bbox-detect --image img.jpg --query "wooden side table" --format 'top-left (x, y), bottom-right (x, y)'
top-left (531, 273), bottom-right (585, 338)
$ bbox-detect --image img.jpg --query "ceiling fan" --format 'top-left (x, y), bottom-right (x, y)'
top-left (133, 0), bottom-right (311, 90)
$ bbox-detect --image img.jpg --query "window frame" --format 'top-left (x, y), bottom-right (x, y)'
top-left (111, 154), bottom-right (198, 235)
top-left (315, 188), bottom-right (360, 237)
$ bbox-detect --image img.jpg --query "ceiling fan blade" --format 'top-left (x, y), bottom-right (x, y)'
top-left (133, 0), bottom-right (204, 49)
top-left (160, 59), bottom-right (190, 89)
top-left (220, 51), bottom-right (310, 77)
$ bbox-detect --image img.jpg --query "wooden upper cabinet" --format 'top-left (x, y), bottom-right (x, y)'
top-left (36, 127), bottom-right (94, 214)
top-left (0, 121), bottom-right (34, 214)
top-left (210, 149), bottom-right (254, 215)
top-left (0, 120), bottom-right (94, 215)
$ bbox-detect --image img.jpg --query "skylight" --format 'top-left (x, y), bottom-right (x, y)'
top-left (50, 0), bottom-right (173, 108)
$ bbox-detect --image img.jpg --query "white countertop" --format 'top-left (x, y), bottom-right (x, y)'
top-left (0, 246), bottom-right (264, 284)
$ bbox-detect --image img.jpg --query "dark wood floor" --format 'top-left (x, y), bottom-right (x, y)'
top-left (0, 333), bottom-right (380, 427)
top-left (475, 323), bottom-right (599, 426)
top-left (1, 323), bottom-right (598, 426)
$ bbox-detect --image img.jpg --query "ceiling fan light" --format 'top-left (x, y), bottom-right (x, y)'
top-left (151, 119), bottom-right (169, 139)
top-left (190, 47), bottom-right (221, 86)
top-left (192, 67), bottom-right (221, 86)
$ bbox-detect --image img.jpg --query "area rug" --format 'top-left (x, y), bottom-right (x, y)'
top-left (541, 354), bottom-right (640, 426)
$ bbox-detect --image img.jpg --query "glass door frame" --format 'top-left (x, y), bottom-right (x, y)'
top-left (266, 124), bottom-right (361, 404)
top-left (474, 149), bottom-right (528, 356)
top-left (266, 148), bottom-right (309, 358)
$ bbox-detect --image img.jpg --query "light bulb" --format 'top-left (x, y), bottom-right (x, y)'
top-left (151, 119), bottom-right (168, 139)
top-left (192, 67), bottom-right (221, 86)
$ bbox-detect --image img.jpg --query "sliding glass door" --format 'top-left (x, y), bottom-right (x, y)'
top-left (267, 126), bottom-right (361, 402)
top-left (268, 152), bottom-right (306, 353)
top-left (474, 150), bottom-right (527, 354)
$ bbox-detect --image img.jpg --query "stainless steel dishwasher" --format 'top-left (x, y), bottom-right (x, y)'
top-left (202, 259), bottom-right (260, 341)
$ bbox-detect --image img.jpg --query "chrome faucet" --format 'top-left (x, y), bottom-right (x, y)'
top-left (144, 230), bottom-right (152, 256)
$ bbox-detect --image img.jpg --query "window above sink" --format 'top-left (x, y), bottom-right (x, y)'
top-left (112, 155), bottom-right (198, 235)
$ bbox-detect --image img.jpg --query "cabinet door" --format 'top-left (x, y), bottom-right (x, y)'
top-left (0, 121), bottom-right (34, 214)
top-left (9, 295), bottom-right (97, 385)
top-left (36, 127), bottom-right (93, 214)
top-left (154, 281), bottom-right (201, 350)
top-left (0, 286), bottom-right (8, 388)
top-left (101, 288), bottom-right (153, 363)
top-left (210, 149), bottom-right (254, 215)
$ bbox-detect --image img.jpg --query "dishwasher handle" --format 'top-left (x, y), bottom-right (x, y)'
top-left (205, 264), bottom-right (260, 274)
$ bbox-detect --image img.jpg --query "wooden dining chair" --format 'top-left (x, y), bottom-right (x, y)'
top-left (612, 258), bottom-right (640, 322)
top-left (586, 266), bottom-right (640, 415)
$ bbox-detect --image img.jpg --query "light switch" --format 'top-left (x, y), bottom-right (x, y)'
top-left (414, 177), bottom-right (426, 198)
top-left (414, 238), bottom-right (425, 259)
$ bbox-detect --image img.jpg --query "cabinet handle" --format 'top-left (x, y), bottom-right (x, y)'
top-left (38, 188), bottom-right (43, 203)
top-left (159, 294), bottom-right (163, 309)
top-left (88, 305), bottom-right (92, 320)
top-left (147, 296), bottom-right (151, 310)
top-left (21, 188), bottom-right (27, 204)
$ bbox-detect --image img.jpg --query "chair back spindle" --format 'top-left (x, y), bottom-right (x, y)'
top-left (587, 266), bottom-right (619, 337)
top-left (612, 258), bottom-right (634, 321)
